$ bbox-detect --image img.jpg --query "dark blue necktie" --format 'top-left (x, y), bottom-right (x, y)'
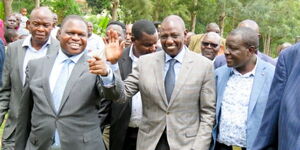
top-left (165, 59), bottom-right (177, 102)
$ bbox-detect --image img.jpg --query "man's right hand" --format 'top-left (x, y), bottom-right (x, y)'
top-left (104, 29), bottom-right (125, 64)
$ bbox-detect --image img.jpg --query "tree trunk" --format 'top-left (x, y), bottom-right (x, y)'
top-left (111, 0), bottom-right (119, 21)
top-left (190, 0), bottom-right (198, 32)
top-left (35, 0), bottom-right (40, 8)
top-left (219, 11), bottom-right (226, 37)
top-left (3, 0), bottom-right (13, 18)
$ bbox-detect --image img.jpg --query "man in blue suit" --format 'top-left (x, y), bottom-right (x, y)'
top-left (253, 43), bottom-right (300, 150)
top-left (211, 27), bottom-right (275, 150)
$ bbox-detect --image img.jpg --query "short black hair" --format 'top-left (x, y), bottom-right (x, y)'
top-left (61, 15), bottom-right (87, 28)
top-left (132, 20), bottom-right (156, 40)
top-left (107, 21), bottom-right (126, 30)
top-left (230, 27), bottom-right (259, 49)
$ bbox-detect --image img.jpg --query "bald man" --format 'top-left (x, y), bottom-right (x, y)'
top-left (214, 19), bottom-right (276, 69)
top-left (97, 15), bottom-right (216, 150)
top-left (201, 32), bottom-right (221, 60)
top-left (189, 23), bottom-right (226, 55)
top-left (0, 7), bottom-right (59, 149)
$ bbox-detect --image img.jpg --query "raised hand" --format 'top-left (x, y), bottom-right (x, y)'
top-left (104, 29), bottom-right (125, 64)
top-left (87, 56), bottom-right (108, 76)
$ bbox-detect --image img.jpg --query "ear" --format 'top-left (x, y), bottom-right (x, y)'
top-left (248, 46), bottom-right (256, 54)
top-left (184, 29), bottom-right (188, 37)
top-left (26, 20), bottom-right (30, 30)
top-left (57, 29), bottom-right (61, 41)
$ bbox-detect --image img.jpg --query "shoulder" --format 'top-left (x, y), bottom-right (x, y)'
top-left (215, 65), bottom-right (230, 75)
top-left (7, 39), bottom-right (25, 49)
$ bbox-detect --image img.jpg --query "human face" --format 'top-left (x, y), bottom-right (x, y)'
top-left (125, 24), bottom-right (132, 47)
top-left (21, 8), bottom-right (27, 16)
top-left (6, 15), bottom-right (18, 29)
top-left (27, 13), bottom-right (54, 45)
top-left (106, 25), bottom-right (125, 42)
top-left (58, 19), bottom-right (88, 56)
top-left (160, 21), bottom-right (185, 57)
top-left (132, 32), bottom-right (158, 57)
top-left (225, 35), bottom-right (252, 69)
top-left (201, 36), bottom-right (220, 60)
top-left (87, 22), bottom-right (93, 37)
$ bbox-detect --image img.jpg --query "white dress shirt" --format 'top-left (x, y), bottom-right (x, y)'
top-left (22, 35), bottom-right (51, 85)
top-left (217, 64), bottom-right (257, 147)
top-left (128, 45), bottom-right (142, 128)
top-left (49, 49), bottom-right (84, 93)
top-left (164, 46), bottom-right (186, 80)
top-left (86, 33), bottom-right (105, 58)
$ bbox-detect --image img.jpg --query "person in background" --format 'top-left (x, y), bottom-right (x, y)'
top-left (125, 24), bottom-right (133, 48)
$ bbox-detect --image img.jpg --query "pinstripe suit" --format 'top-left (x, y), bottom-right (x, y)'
top-left (253, 43), bottom-right (300, 150)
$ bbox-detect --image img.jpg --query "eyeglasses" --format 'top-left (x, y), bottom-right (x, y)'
top-left (202, 42), bottom-right (219, 48)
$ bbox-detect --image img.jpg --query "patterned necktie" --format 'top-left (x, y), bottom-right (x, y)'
top-left (165, 59), bottom-right (177, 102)
top-left (51, 58), bottom-right (73, 148)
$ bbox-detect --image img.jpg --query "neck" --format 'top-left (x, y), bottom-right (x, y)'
top-left (132, 46), bottom-right (141, 58)
top-left (31, 39), bottom-right (47, 50)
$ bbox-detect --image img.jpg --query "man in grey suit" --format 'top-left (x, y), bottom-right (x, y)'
top-left (15, 15), bottom-right (121, 150)
top-left (0, 7), bottom-right (59, 149)
top-left (96, 15), bottom-right (216, 150)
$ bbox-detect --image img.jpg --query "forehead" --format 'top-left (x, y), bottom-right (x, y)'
top-left (226, 34), bottom-right (244, 46)
top-left (139, 32), bottom-right (158, 42)
top-left (160, 21), bottom-right (184, 34)
top-left (87, 22), bottom-right (93, 27)
top-left (203, 34), bottom-right (220, 43)
top-left (30, 13), bottom-right (53, 23)
top-left (107, 25), bottom-right (123, 34)
top-left (7, 16), bottom-right (17, 20)
top-left (62, 19), bottom-right (87, 33)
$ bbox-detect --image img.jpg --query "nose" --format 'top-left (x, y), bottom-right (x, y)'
top-left (149, 44), bottom-right (157, 52)
top-left (71, 34), bottom-right (80, 41)
top-left (165, 36), bottom-right (174, 45)
top-left (224, 48), bottom-right (230, 55)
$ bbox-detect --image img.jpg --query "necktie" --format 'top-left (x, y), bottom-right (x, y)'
top-left (165, 59), bottom-right (177, 102)
top-left (51, 58), bottom-right (73, 147)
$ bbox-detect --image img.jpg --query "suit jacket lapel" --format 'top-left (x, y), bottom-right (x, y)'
top-left (47, 38), bottom-right (60, 55)
top-left (118, 48), bottom-right (132, 80)
top-left (216, 68), bottom-right (232, 123)
top-left (248, 58), bottom-right (266, 116)
top-left (154, 51), bottom-right (168, 106)
top-left (42, 54), bottom-right (57, 114)
top-left (57, 54), bottom-right (87, 114)
top-left (168, 50), bottom-right (193, 106)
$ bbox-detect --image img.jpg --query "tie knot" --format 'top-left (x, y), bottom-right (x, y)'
top-left (169, 59), bottom-right (177, 66)
top-left (63, 59), bottom-right (73, 64)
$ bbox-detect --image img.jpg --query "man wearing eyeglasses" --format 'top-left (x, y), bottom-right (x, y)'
top-left (200, 32), bottom-right (221, 61)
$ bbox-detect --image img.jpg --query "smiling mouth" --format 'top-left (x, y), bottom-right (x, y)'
top-left (69, 43), bottom-right (81, 49)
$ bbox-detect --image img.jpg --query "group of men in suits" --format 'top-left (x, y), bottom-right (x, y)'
top-left (0, 5), bottom-right (298, 150)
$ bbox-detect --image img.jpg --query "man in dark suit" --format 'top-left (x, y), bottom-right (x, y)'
top-left (252, 43), bottom-right (300, 150)
top-left (109, 20), bottom-right (159, 150)
top-left (0, 7), bottom-right (59, 149)
top-left (15, 15), bottom-right (121, 150)
top-left (214, 19), bottom-right (276, 69)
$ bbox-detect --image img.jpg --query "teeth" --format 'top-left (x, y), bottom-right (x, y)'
top-left (167, 46), bottom-right (176, 49)
top-left (70, 43), bottom-right (80, 47)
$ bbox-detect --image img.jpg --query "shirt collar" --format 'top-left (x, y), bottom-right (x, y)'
top-left (164, 46), bottom-right (186, 64)
top-left (129, 44), bottom-right (139, 62)
top-left (57, 49), bottom-right (84, 64)
top-left (231, 56), bottom-right (257, 77)
top-left (22, 35), bottom-right (51, 49)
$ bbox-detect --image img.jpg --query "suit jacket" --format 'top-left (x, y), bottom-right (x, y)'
top-left (0, 38), bottom-right (59, 141)
top-left (211, 57), bottom-right (275, 150)
top-left (214, 51), bottom-right (276, 69)
top-left (253, 43), bottom-right (300, 150)
top-left (110, 47), bottom-right (133, 150)
top-left (114, 49), bottom-right (216, 150)
top-left (15, 52), bottom-right (122, 150)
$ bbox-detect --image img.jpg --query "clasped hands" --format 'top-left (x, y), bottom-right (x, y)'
top-left (87, 29), bottom-right (124, 76)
